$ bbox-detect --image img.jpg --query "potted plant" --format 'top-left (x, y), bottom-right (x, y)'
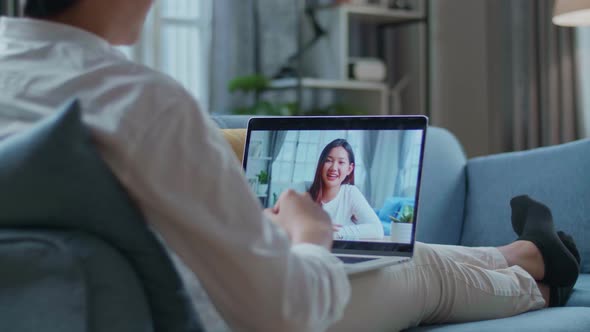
top-left (228, 74), bottom-right (296, 116)
top-left (256, 170), bottom-right (269, 196)
top-left (228, 74), bottom-right (364, 116)
top-left (388, 205), bottom-right (414, 243)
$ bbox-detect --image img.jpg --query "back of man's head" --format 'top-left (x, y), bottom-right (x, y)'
top-left (24, 0), bottom-right (79, 18)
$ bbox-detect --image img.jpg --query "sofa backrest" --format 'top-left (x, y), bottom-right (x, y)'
top-left (416, 127), bottom-right (467, 245)
top-left (211, 115), bottom-right (251, 129)
top-left (462, 138), bottom-right (590, 273)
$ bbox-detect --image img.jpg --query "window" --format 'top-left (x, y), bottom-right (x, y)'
top-left (123, 0), bottom-right (212, 112)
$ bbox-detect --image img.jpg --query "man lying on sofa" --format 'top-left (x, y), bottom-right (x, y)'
top-left (0, 0), bottom-right (580, 331)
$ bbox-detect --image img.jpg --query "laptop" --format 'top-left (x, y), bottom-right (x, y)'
top-left (243, 116), bottom-right (428, 275)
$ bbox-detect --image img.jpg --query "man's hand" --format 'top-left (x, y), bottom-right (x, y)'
top-left (263, 189), bottom-right (333, 250)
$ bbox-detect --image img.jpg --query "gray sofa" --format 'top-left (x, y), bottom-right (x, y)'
top-left (0, 105), bottom-right (588, 332)
top-left (212, 115), bottom-right (590, 331)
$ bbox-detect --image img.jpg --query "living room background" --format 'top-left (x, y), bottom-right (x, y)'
top-left (2, 0), bottom-right (589, 157)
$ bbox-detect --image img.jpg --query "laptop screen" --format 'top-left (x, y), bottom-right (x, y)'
top-left (244, 116), bottom-right (427, 254)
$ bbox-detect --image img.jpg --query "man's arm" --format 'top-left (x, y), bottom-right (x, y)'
top-left (96, 89), bottom-right (350, 332)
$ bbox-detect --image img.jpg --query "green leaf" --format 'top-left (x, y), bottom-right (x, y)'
top-left (257, 170), bottom-right (269, 184)
top-left (389, 205), bottom-right (414, 223)
top-left (228, 75), bottom-right (270, 93)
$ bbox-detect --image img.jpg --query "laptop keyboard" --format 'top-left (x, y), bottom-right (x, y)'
top-left (337, 256), bottom-right (379, 264)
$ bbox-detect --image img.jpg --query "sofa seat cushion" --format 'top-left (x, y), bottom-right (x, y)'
top-left (405, 307), bottom-right (590, 332)
top-left (568, 274), bottom-right (590, 307)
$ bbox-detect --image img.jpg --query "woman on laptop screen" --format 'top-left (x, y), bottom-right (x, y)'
top-left (308, 139), bottom-right (384, 241)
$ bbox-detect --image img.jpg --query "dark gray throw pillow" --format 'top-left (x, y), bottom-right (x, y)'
top-left (0, 100), bottom-right (203, 332)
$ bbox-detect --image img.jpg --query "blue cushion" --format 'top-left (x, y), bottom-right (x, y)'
top-left (0, 101), bottom-right (202, 331)
top-left (462, 138), bottom-right (590, 273)
top-left (416, 127), bottom-right (467, 245)
top-left (405, 307), bottom-right (590, 332)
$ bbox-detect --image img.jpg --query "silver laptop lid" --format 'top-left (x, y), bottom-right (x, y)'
top-left (243, 116), bottom-right (428, 257)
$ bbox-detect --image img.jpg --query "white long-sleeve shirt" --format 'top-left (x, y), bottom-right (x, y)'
top-left (0, 17), bottom-right (350, 332)
top-left (323, 184), bottom-right (385, 240)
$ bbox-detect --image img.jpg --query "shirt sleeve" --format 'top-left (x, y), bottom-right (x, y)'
top-left (97, 89), bottom-right (350, 332)
top-left (336, 186), bottom-right (384, 240)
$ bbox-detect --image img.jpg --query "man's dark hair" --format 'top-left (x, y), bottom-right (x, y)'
top-left (24, 0), bottom-right (79, 18)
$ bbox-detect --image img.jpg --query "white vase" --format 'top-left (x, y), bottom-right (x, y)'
top-left (257, 184), bottom-right (268, 196)
top-left (390, 223), bottom-right (413, 243)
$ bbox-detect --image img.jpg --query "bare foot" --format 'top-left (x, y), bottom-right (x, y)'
top-left (498, 240), bottom-right (545, 280)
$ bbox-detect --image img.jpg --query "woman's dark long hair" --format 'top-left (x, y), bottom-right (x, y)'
top-left (308, 138), bottom-right (355, 203)
top-left (24, 0), bottom-right (79, 18)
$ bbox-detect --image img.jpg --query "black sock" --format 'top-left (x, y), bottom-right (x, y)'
top-left (517, 199), bottom-right (579, 287)
top-left (510, 195), bottom-right (534, 236)
top-left (559, 231), bottom-right (581, 265)
top-left (549, 231), bottom-right (582, 307)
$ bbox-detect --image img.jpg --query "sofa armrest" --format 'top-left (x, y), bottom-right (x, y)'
top-left (0, 229), bottom-right (153, 332)
top-left (416, 127), bottom-right (467, 245)
top-left (462, 138), bottom-right (590, 273)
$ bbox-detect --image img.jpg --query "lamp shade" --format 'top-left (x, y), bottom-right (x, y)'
top-left (553, 0), bottom-right (590, 26)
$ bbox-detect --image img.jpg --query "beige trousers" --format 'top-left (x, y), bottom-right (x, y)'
top-left (329, 242), bottom-right (546, 332)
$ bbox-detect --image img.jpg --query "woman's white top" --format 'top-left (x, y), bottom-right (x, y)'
top-left (322, 185), bottom-right (385, 240)
top-left (0, 17), bottom-right (349, 332)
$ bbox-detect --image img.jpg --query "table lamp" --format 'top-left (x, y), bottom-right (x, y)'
top-left (554, 0), bottom-right (590, 26)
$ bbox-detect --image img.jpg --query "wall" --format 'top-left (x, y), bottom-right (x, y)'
top-left (429, 0), bottom-right (491, 157)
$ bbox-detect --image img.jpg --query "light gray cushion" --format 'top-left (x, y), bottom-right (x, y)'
top-left (0, 101), bottom-right (202, 331)
top-left (462, 138), bottom-right (590, 273)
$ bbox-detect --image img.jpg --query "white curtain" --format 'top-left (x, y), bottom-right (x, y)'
top-left (576, 27), bottom-right (590, 138)
top-left (487, 0), bottom-right (581, 151)
top-left (368, 131), bottom-right (402, 208)
top-left (266, 131), bottom-right (287, 194)
top-left (394, 130), bottom-right (422, 197)
top-left (361, 131), bottom-right (378, 204)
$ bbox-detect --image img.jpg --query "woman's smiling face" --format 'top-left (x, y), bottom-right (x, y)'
top-left (321, 146), bottom-right (354, 188)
